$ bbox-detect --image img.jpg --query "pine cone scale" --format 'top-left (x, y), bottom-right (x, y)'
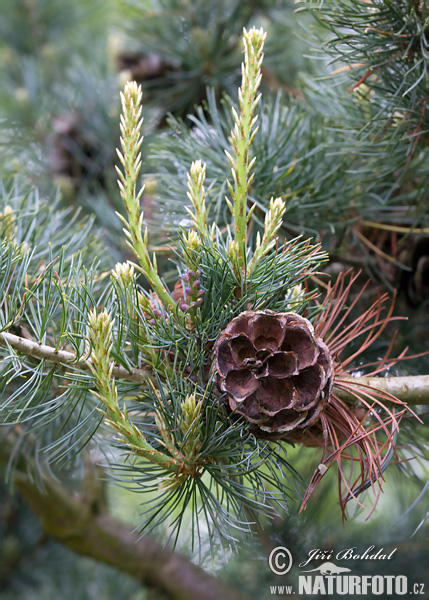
top-left (249, 313), bottom-right (286, 350)
top-left (292, 365), bottom-right (324, 410)
top-left (266, 352), bottom-right (298, 378)
top-left (281, 324), bottom-right (318, 370)
top-left (223, 369), bottom-right (260, 401)
top-left (230, 395), bottom-right (268, 424)
top-left (215, 338), bottom-right (240, 376)
top-left (256, 378), bottom-right (296, 415)
top-left (260, 409), bottom-right (308, 433)
top-left (229, 334), bottom-right (257, 365)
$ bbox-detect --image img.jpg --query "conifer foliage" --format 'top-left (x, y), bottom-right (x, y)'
top-left (1, 25), bottom-right (424, 549)
top-left (0, 3), bottom-right (427, 598)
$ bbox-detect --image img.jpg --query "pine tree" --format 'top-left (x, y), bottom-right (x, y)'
top-left (0, 3), bottom-right (427, 599)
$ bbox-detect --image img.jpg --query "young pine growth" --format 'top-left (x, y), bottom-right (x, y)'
top-left (225, 27), bottom-right (266, 272)
top-left (185, 160), bottom-right (208, 240)
top-left (115, 81), bottom-right (173, 310)
top-left (247, 197), bottom-right (286, 275)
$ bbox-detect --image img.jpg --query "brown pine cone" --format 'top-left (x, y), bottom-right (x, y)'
top-left (214, 310), bottom-right (333, 440)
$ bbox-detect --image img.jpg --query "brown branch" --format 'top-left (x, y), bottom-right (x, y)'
top-left (0, 434), bottom-right (249, 600)
top-left (335, 376), bottom-right (429, 405)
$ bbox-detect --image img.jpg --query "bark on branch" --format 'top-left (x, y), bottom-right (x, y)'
top-left (0, 330), bottom-right (147, 383)
top-left (335, 376), bottom-right (429, 406)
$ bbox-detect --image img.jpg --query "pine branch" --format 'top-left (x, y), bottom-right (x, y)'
top-left (0, 434), bottom-right (249, 600)
top-left (335, 376), bottom-right (429, 406)
top-left (0, 330), bottom-right (147, 383)
top-left (2, 330), bottom-right (428, 406)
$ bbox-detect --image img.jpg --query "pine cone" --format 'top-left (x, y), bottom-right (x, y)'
top-left (214, 310), bottom-right (333, 440)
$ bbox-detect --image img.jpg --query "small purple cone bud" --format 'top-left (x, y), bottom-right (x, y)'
top-left (191, 301), bottom-right (198, 308)
top-left (185, 287), bottom-right (193, 296)
top-left (189, 375), bottom-right (197, 383)
top-left (180, 303), bottom-right (188, 311)
top-left (187, 270), bottom-right (195, 278)
top-left (196, 297), bottom-right (203, 304)
top-left (149, 318), bottom-right (155, 325)
top-left (153, 309), bottom-right (161, 317)
top-left (196, 270), bottom-right (202, 277)
top-left (193, 279), bottom-right (200, 288)
top-left (182, 273), bottom-right (190, 282)
top-left (197, 289), bottom-right (205, 297)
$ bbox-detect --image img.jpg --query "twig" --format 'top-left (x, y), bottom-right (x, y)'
top-left (335, 376), bottom-right (429, 406)
top-left (0, 330), bottom-right (147, 383)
